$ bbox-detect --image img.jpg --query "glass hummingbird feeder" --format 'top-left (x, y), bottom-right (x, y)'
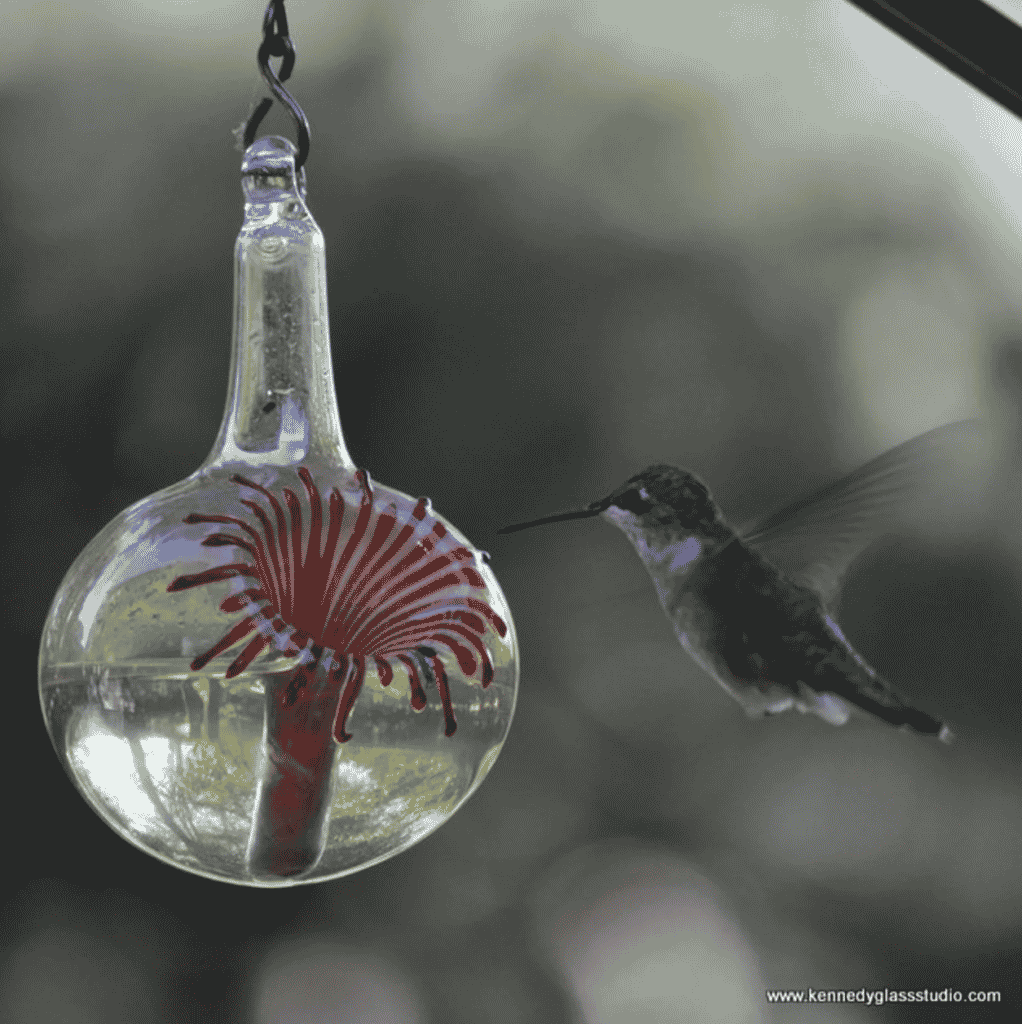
top-left (37, 2), bottom-right (518, 887)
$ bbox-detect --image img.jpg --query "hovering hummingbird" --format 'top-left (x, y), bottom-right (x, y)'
top-left (499, 420), bottom-right (987, 743)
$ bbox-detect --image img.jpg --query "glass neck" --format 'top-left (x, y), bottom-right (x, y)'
top-left (203, 137), bottom-right (352, 472)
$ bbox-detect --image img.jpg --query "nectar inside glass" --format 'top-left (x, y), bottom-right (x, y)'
top-left (38, 137), bottom-right (518, 887)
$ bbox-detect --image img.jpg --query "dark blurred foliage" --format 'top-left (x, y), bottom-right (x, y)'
top-left (3, 8), bottom-right (1022, 1023)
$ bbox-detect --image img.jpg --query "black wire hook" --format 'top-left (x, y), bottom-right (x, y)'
top-left (242, 0), bottom-right (311, 172)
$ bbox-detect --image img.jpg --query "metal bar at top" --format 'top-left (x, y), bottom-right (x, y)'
top-left (843, 0), bottom-right (1022, 122)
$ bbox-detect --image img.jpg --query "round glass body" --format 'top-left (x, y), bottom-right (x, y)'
top-left (40, 460), bottom-right (516, 886)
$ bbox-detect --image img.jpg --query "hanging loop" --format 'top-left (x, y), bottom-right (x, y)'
top-left (243, 0), bottom-right (311, 173)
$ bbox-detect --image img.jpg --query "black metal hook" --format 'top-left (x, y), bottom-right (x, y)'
top-left (242, 0), bottom-right (311, 172)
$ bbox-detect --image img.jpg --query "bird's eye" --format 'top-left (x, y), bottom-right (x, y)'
top-left (615, 489), bottom-right (653, 515)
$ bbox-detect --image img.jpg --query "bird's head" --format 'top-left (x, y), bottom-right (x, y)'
top-left (499, 464), bottom-right (725, 543)
top-left (597, 465), bottom-right (724, 541)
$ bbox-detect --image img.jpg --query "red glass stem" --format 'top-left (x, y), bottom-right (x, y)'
top-left (246, 663), bottom-right (339, 879)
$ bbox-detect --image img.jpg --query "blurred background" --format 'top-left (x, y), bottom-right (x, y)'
top-left (3, 0), bottom-right (1022, 1020)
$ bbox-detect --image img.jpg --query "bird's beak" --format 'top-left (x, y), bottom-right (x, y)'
top-left (497, 497), bottom-right (610, 535)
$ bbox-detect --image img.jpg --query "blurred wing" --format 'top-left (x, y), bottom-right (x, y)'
top-left (738, 419), bottom-right (987, 606)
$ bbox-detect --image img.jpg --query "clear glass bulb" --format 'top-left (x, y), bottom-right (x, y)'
top-left (38, 137), bottom-right (518, 887)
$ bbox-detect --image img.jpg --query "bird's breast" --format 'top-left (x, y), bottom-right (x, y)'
top-left (634, 534), bottom-right (705, 599)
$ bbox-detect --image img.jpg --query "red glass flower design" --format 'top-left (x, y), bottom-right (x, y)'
top-left (168, 468), bottom-right (506, 742)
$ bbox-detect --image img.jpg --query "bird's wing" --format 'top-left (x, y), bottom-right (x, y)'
top-left (737, 419), bottom-right (988, 607)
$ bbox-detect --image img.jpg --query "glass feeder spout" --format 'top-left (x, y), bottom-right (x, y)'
top-left (212, 137), bottom-right (347, 468)
top-left (38, 137), bottom-right (519, 887)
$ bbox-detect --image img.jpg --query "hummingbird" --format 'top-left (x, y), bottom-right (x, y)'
top-left (499, 420), bottom-right (987, 743)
